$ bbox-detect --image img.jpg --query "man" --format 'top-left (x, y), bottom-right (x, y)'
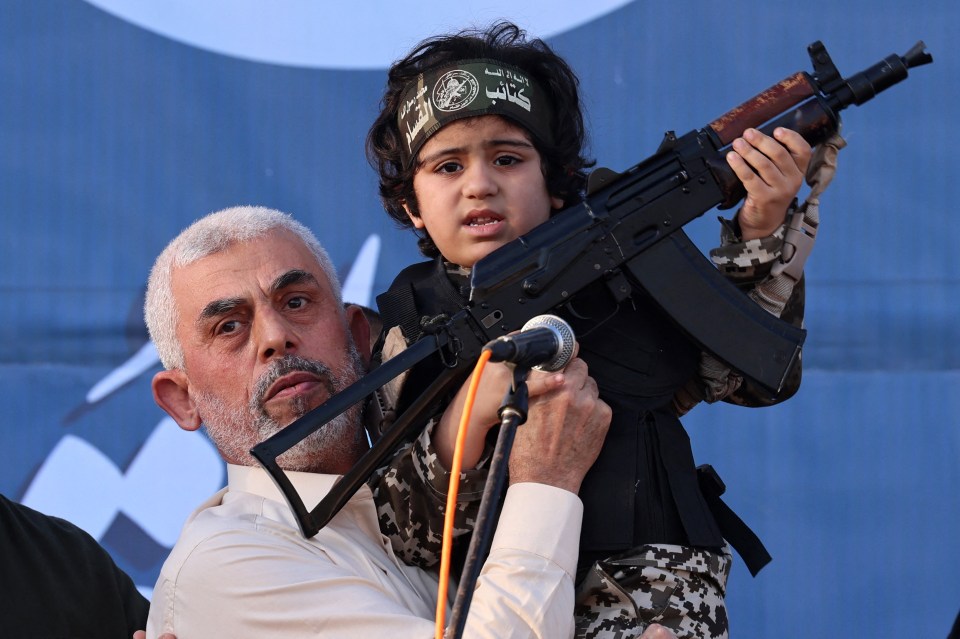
top-left (142, 205), bottom-right (617, 638)
top-left (0, 494), bottom-right (149, 638)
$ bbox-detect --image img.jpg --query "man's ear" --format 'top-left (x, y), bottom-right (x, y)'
top-left (152, 369), bottom-right (202, 432)
top-left (401, 201), bottom-right (426, 230)
top-left (345, 304), bottom-right (372, 367)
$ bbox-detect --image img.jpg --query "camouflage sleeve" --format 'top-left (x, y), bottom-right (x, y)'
top-left (673, 133), bottom-right (846, 415)
top-left (367, 417), bottom-right (491, 569)
top-left (673, 207), bottom-right (805, 415)
top-left (713, 209), bottom-right (805, 407)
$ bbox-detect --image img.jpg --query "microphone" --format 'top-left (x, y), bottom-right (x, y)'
top-left (482, 314), bottom-right (576, 372)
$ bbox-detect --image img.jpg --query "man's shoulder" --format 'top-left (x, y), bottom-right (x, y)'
top-left (171, 486), bottom-right (257, 532)
top-left (0, 494), bottom-right (149, 636)
top-left (0, 492), bottom-right (109, 556)
top-left (151, 487), bottom-right (354, 627)
top-left (161, 485), bottom-right (323, 569)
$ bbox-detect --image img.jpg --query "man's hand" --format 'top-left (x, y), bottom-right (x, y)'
top-left (508, 356), bottom-right (611, 493)
top-left (640, 623), bottom-right (678, 639)
top-left (726, 127), bottom-right (812, 240)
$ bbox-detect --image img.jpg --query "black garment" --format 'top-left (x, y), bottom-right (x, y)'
top-left (377, 257), bottom-right (752, 580)
top-left (0, 494), bottom-right (149, 639)
top-left (567, 281), bottom-right (720, 563)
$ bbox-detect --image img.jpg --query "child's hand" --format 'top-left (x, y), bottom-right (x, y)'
top-left (726, 127), bottom-right (811, 240)
top-left (434, 346), bottom-right (578, 470)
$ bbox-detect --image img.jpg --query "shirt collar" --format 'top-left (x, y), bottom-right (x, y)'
top-left (227, 463), bottom-right (345, 511)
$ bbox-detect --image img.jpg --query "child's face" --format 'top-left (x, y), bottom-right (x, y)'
top-left (404, 115), bottom-right (563, 268)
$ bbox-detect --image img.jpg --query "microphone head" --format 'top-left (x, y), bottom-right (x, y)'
top-left (521, 314), bottom-right (575, 372)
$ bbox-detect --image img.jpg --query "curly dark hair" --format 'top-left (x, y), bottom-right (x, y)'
top-left (366, 21), bottom-right (593, 258)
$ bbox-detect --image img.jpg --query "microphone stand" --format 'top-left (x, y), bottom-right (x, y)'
top-left (447, 365), bottom-right (531, 639)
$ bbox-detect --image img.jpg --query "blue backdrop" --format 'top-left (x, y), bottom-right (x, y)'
top-left (1, 1), bottom-right (957, 636)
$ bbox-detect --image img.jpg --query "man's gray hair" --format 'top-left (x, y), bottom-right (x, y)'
top-left (144, 205), bottom-right (342, 370)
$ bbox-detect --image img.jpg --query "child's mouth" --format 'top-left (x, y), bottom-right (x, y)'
top-left (468, 216), bottom-right (500, 226)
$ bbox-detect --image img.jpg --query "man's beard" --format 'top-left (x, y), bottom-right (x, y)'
top-left (194, 343), bottom-right (367, 473)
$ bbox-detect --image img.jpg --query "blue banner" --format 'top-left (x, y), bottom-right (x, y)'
top-left (1, 1), bottom-right (956, 636)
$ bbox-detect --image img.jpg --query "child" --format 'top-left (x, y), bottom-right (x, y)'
top-left (367, 22), bottom-right (816, 639)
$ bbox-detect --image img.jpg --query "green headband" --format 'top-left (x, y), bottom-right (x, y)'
top-left (397, 59), bottom-right (555, 167)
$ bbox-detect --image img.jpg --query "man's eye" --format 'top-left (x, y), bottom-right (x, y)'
top-left (218, 320), bottom-right (239, 335)
top-left (287, 296), bottom-right (306, 309)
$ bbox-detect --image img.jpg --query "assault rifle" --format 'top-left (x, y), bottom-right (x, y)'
top-left (251, 40), bottom-right (932, 538)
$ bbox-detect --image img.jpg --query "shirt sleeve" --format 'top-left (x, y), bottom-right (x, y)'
top-left (147, 484), bottom-right (582, 639)
top-left (464, 483), bottom-right (582, 639)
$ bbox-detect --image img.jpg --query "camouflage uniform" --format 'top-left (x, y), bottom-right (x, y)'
top-left (368, 419), bottom-right (488, 567)
top-left (575, 544), bottom-right (732, 639)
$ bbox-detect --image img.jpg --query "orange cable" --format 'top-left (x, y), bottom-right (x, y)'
top-left (435, 349), bottom-right (491, 639)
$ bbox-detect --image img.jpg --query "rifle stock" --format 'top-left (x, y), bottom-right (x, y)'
top-left (251, 40), bottom-right (932, 537)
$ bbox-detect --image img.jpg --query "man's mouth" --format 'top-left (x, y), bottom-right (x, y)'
top-left (263, 372), bottom-right (323, 403)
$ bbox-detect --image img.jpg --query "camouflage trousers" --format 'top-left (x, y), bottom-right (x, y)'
top-left (574, 543), bottom-right (733, 639)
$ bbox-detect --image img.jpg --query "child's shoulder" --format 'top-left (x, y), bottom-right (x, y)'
top-left (392, 259), bottom-right (437, 285)
top-left (376, 257), bottom-right (453, 344)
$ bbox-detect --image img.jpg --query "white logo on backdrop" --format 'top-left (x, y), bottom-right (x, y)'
top-left (81, 0), bottom-right (633, 69)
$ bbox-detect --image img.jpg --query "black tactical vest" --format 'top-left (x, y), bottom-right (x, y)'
top-left (377, 258), bottom-right (768, 580)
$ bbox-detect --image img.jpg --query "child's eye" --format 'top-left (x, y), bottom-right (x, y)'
top-left (436, 161), bottom-right (462, 174)
top-left (494, 155), bottom-right (520, 167)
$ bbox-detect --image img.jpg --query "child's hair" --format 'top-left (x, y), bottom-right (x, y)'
top-left (366, 21), bottom-right (593, 258)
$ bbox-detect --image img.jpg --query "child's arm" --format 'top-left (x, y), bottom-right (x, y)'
top-left (369, 338), bottom-right (576, 568)
top-left (368, 417), bottom-right (489, 568)
top-left (674, 127), bottom-right (818, 414)
top-left (432, 360), bottom-right (570, 470)
top-left (366, 323), bottom-right (489, 569)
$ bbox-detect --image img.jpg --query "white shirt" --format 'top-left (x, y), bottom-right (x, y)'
top-left (147, 464), bottom-right (583, 638)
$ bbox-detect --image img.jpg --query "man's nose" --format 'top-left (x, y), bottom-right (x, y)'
top-left (255, 308), bottom-right (297, 361)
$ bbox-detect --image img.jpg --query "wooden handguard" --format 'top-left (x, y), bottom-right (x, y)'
top-left (708, 72), bottom-right (817, 146)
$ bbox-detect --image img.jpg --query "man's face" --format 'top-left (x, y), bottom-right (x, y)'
top-left (406, 115), bottom-right (563, 268)
top-left (164, 228), bottom-right (368, 473)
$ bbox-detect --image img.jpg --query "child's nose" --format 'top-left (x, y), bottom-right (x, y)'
top-left (462, 164), bottom-right (498, 198)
